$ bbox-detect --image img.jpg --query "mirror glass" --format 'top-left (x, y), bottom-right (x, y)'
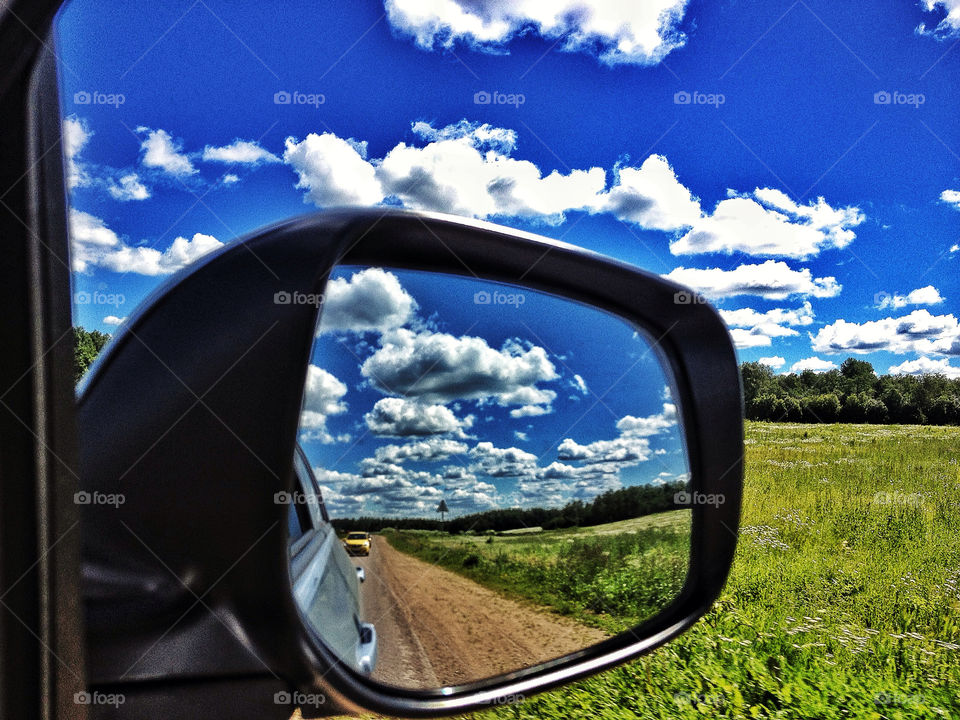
top-left (288, 265), bottom-right (693, 689)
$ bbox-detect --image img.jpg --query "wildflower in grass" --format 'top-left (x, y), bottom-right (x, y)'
top-left (741, 525), bottom-right (789, 550)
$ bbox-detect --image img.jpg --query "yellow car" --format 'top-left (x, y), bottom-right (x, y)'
top-left (343, 532), bottom-right (372, 556)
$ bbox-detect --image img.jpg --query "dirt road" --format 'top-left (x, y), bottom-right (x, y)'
top-left (353, 536), bottom-right (608, 689)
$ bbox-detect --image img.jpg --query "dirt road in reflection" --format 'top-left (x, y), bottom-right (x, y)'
top-left (354, 536), bottom-right (608, 689)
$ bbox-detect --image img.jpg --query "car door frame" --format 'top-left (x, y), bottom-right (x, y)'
top-left (0, 2), bottom-right (86, 719)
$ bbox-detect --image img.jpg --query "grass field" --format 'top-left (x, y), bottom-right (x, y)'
top-left (389, 422), bottom-right (960, 719)
top-left (383, 511), bottom-right (691, 634)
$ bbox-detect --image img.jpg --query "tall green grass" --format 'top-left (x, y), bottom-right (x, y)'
top-left (384, 514), bottom-right (690, 633)
top-left (429, 422), bottom-right (959, 718)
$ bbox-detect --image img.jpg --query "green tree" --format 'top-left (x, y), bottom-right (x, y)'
top-left (747, 394), bottom-right (779, 421)
top-left (840, 357), bottom-right (877, 395)
top-left (781, 396), bottom-right (802, 422)
top-left (803, 393), bottom-right (841, 423)
top-left (798, 369), bottom-right (820, 393)
top-left (815, 369), bottom-right (844, 397)
top-left (74, 326), bottom-right (111, 383)
top-left (918, 374), bottom-right (952, 410)
top-left (928, 395), bottom-right (960, 425)
top-left (864, 397), bottom-right (889, 424)
top-left (740, 361), bottom-right (776, 405)
top-left (841, 392), bottom-right (868, 423)
top-left (880, 386), bottom-right (905, 418)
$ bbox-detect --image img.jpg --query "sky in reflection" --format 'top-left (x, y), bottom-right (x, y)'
top-left (298, 267), bottom-right (689, 518)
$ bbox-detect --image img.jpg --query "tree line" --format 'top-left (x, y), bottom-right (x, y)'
top-left (742, 358), bottom-right (960, 425)
top-left (331, 481), bottom-right (686, 534)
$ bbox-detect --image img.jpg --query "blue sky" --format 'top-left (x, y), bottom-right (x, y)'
top-left (57, 0), bottom-right (960, 513)
top-left (302, 267), bottom-right (687, 517)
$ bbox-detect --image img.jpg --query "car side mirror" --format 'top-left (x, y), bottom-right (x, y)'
top-left (77, 209), bottom-right (742, 718)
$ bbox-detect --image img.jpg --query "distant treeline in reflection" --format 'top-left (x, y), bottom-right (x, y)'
top-left (330, 480), bottom-right (686, 532)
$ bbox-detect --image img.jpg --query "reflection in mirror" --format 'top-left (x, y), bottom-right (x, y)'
top-left (290, 266), bottom-right (693, 690)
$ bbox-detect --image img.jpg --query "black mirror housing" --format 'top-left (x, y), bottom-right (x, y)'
top-left (78, 209), bottom-right (743, 718)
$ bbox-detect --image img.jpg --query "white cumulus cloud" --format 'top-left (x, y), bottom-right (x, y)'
top-left (615, 403), bottom-right (677, 437)
top-left (665, 261), bottom-right (841, 300)
top-left (69, 209), bottom-right (222, 275)
top-left (720, 301), bottom-right (815, 349)
top-left (318, 267), bottom-right (417, 334)
top-left (468, 442), bottom-right (538, 478)
top-left (202, 139), bottom-right (280, 165)
top-left (941, 188), bottom-right (960, 208)
top-left (138, 127), bottom-right (197, 177)
top-left (570, 374), bottom-right (588, 395)
top-left (364, 397), bottom-right (474, 437)
top-left (888, 356), bottom-right (960, 379)
top-left (99, 233), bottom-right (222, 276)
top-left (557, 435), bottom-right (651, 465)
top-left (63, 115), bottom-right (92, 189)
top-left (811, 310), bottom-right (960, 356)
top-left (671, 189), bottom-right (863, 259)
top-left (383, 0), bottom-right (692, 66)
top-left (875, 286), bottom-right (945, 310)
top-left (107, 173), bottom-right (151, 201)
top-left (361, 329), bottom-right (558, 411)
top-left (300, 365), bottom-right (350, 443)
top-left (599, 155), bottom-right (702, 230)
top-left (374, 438), bottom-right (469, 463)
top-left (376, 121), bottom-right (606, 222)
top-left (283, 132), bottom-right (383, 206)
top-left (789, 357), bottom-right (838, 373)
top-left (917, 0), bottom-right (960, 38)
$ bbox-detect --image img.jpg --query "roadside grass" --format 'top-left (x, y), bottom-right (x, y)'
top-left (392, 422), bottom-right (960, 719)
top-left (382, 512), bottom-right (691, 634)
